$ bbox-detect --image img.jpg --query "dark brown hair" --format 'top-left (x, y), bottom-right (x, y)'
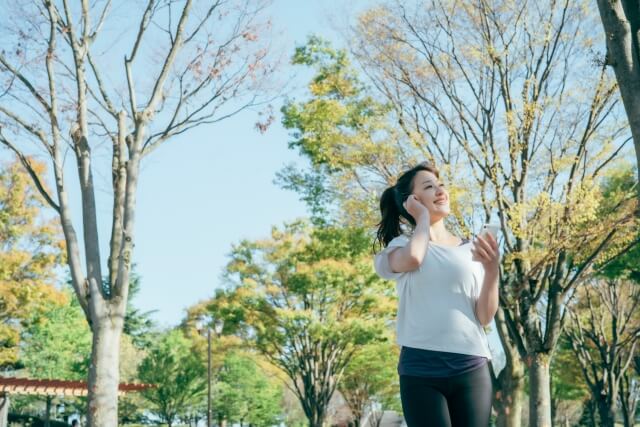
top-left (375, 161), bottom-right (440, 248)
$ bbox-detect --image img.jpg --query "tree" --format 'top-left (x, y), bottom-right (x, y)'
top-left (213, 222), bottom-right (395, 427)
top-left (565, 277), bottom-right (640, 427)
top-left (138, 329), bottom-right (206, 427)
top-left (596, 0), bottom-right (640, 202)
top-left (564, 179), bottom-right (640, 427)
top-left (339, 341), bottom-right (400, 427)
top-left (0, 159), bottom-right (65, 370)
top-left (21, 294), bottom-right (92, 380)
top-left (214, 352), bottom-right (282, 426)
top-left (281, 36), bottom-right (411, 230)
top-left (0, 1), bottom-right (276, 424)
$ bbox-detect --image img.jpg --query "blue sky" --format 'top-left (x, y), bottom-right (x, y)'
top-left (130, 0), bottom-right (369, 327)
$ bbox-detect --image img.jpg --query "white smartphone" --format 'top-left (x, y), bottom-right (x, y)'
top-left (480, 223), bottom-right (500, 239)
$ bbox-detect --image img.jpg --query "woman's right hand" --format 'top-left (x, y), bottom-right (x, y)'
top-left (403, 195), bottom-right (430, 222)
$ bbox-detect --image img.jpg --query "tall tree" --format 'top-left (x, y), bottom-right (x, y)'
top-left (596, 0), bottom-right (640, 201)
top-left (213, 222), bottom-right (394, 427)
top-left (138, 329), bottom-right (206, 427)
top-left (0, 1), bottom-right (276, 424)
top-left (565, 277), bottom-right (640, 427)
top-left (281, 36), bottom-right (412, 230)
top-left (565, 181), bottom-right (640, 427)
top-left (0, 160), bottom-right (65, 369)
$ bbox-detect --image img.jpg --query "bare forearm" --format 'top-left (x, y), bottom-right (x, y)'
top-left (388, 213), bottom-right (430, 272)
top-left (406, 214), bottom-right (430, 261)
top-left (476, 268), bottom-right (499, 326)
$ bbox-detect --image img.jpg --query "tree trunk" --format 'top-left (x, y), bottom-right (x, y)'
top-left (0, 393), bottom-right (8, 427)
top-left (302, 391), bottom-right (331, 427)
top-left (494, 362), bottom-right (525, 427)
top-left (596, 0), bottom-right (640, 202)
top-left (494, 367), bottom-right (525, 427)
top-left (622, 406), bottom-right (636, 427)
top-left (372, 409), bottom-right (384, 427)
top-left (621, 399), bottom-right (637, 427)
top-left (493, 308), bottom-right (526, 427)
top-left (45, 395), bottom-right (52, 427)
top-left (309, 411), bottom-right (326, 427)
top-left (587, 397), bottom-right (598, 427)
top-left (87, 316), bottom-right (123, 426)
top-left (596, 395), bottom-right (616, 427)
top-left (528, 354), bottom-right (552, 427)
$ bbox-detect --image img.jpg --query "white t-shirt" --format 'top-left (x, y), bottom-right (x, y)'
top-left (374, 234), bottom-right (492, 359)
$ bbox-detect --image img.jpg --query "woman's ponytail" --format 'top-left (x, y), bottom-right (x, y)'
top-left (376, 186), bottom-right (404, 248)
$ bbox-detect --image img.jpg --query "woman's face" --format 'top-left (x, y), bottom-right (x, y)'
top-left (411, 170), bottom-right (450, 220)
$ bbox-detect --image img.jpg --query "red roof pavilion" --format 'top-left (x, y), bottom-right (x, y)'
top-left (0, 377), bottom-right (153, 397)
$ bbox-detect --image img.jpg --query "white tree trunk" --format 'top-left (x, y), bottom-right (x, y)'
top-left (529, 354), bottom-right (552, 427)
top-left (87, 315), bottom-right (124, 426)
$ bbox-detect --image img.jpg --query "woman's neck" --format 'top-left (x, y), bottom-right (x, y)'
top-left (429, 219), bottom-right (456, 244)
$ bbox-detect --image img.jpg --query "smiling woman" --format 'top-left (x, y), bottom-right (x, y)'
top-left (374, 161), bottom-right (500, 427)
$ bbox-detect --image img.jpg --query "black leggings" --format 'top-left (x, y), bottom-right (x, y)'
top-left (399, 363), bottom-right (493, 427)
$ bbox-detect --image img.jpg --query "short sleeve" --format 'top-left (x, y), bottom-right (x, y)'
top-left (374, 234), bottom-right (410, 280)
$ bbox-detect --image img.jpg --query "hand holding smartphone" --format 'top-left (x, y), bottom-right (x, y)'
top-left (473, 223), bottom-right (501, 269)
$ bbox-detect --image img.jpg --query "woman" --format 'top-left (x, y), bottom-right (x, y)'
top-left (374, 162), bottom-right (499, 427)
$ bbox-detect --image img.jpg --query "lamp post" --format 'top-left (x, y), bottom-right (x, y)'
top-left (196, 316), bottom-right (223, 427)
top-left (207, 326), bottom-right (212, 427)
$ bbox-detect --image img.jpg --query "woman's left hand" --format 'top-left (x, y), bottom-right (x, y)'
top-left (471, 234), bottom-right (500, 274)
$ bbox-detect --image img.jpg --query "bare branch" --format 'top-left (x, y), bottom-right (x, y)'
top-left (0, 132), bottom-right (60, 212)
top-left (0, 105), bottom-right (50, 147)
top-left (86, 50), bottom-right (117, 117)
top-left (143, 0), bottom-right (193, 120)
top-left (89, 0), bottom-right (112, 42)
top-left (0, 54), bottom-right (52, 114)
